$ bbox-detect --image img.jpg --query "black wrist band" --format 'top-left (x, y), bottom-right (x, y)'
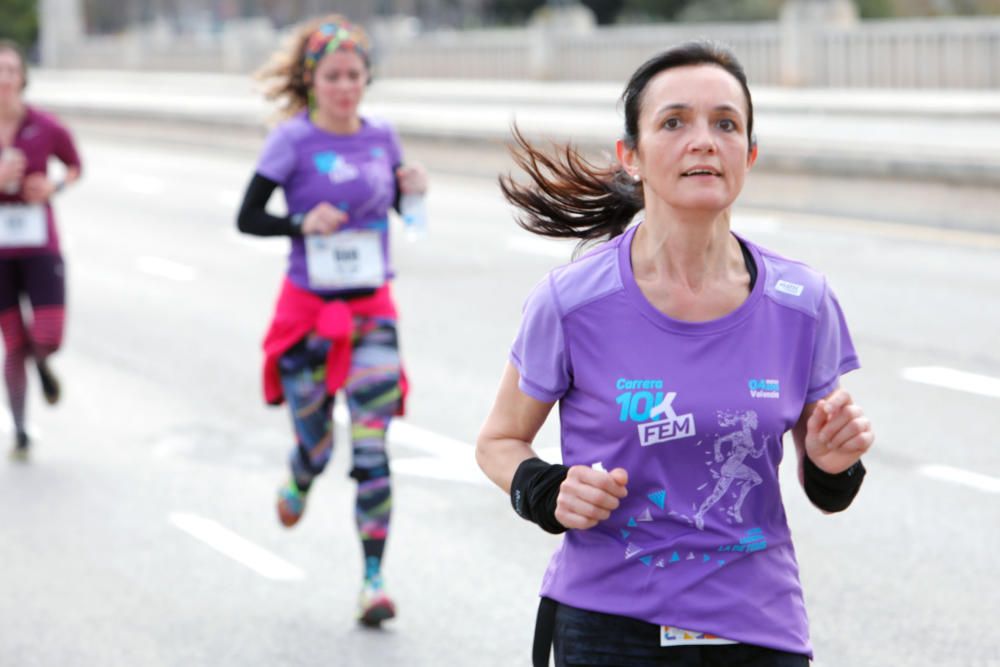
top-left (511, 457), bottom-right (569, 535)
top-left (289, 213), bottom-right (305, 235)
top-left (803, 455), bottom-right (866, 513)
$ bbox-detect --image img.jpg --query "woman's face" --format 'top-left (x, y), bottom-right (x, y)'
top-left (310, 49), bottom-right (367, 123)
top-left (623, 64), bottom-right (754, 215)
top-left (0, 50), bottom-right (25, 104)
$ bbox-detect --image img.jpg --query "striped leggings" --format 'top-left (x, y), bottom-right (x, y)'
top-left (278, 316), bottom-right (401, 580)
top-left (0, 255), bottom-right (66, 434)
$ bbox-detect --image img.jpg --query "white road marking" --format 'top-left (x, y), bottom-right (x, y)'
top-left (334, 404), bottom-right (488, 483)
top-left (917, 465), bottom-right (1000, 494)
top-left (336, 404), bottom-right (558, 484)
top-left (136, 255), bottom-right (198, 282)
top-left (901, 366), bottom-right (1000, 399)
top-left (169, 512), bottom-right (306, 581)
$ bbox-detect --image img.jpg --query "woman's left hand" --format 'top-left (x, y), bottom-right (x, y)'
top-left (396, 163), bottom-right (428, 195)
top-left (803, 388), bottom-right (874, 474)
top-left (21, 174), bottom-right (57, 204)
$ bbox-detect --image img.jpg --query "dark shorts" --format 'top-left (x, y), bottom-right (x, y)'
top-left (553, 603), bottom-right (810, 667)
top-left (0, 254), bottom-right (65, 311)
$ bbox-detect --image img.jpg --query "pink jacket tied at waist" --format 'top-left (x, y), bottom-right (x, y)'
top-left (262, 279), bottom-right (407, 413)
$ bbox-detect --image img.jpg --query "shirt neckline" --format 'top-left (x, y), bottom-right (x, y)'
top-left (302, 111), bottom-right (369, 139)
top-left (617, 223), bottom-right (766, 335)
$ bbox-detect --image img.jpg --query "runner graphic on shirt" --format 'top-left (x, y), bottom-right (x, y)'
top-left (694, 410), bottom-right (770, 530)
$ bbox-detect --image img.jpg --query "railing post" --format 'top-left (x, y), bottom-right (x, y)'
top-left (527, 2), bottom-right (595, 80)
top-left (780, 0), bottom-right (858, 86)
top-left (39, 0), bottom-right (85, 67)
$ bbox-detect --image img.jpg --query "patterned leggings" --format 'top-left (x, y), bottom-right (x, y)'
top-left (0, 255), bottom-right (66, 434)
top-left (278, 316), bottom-right (401, 581)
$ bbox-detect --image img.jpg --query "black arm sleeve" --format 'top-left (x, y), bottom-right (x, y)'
top-left (236, 172), bottom-right (301, 237)
top-left (803, 455), bottom-right (866, 513)
top-left (392, 163), bottom-right (402, 214)
top-left (510, 457), bottom-right (569, 535)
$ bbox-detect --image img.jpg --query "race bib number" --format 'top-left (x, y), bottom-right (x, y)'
top-left (0, 205), bottom-right (47, 248)
top-left (305, 230), bottom-right (385, 289)
top-left (661, 626), bottom-right (737, 646)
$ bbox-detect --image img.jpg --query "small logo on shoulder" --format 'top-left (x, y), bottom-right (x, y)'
top-left (774, 280), bottom-right (804, 297)
top-left (748, 378), bottom-right (780, 399)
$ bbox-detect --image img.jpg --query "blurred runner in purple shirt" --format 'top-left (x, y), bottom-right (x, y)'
top-left (236, 14), bottom-right (428, 629)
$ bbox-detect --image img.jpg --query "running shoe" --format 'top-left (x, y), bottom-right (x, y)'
top-left (37, 358), bottom-right (60, 405)
top-left (276, 479), bottom-right (307, 527)
top-left (9, 431), bottom-right (29, 462)
top-left (358, 575), bottom-right (396, 626)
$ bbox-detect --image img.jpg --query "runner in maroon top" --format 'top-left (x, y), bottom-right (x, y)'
top-left (0, 40), bottom-right (82, 461)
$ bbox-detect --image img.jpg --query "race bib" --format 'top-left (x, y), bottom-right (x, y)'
top-left (305, 230), bottom-right (385, 289)
top-left (0, 205), bottom-right (47, 248)
top-left (660, 626), bottom-right (737, 647)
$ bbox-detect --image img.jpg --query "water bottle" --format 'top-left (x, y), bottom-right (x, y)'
top-left (400, 192), bottom-right (427, 241)
top-left (1, 147), bottom-right (24, 195)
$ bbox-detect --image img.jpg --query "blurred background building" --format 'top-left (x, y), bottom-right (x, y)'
top-left (2, 0), bottom-right (999, 86)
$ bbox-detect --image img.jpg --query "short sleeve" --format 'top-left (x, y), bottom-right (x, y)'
top-left (50, 117), bottom-right (81, 170)
top-left (510, 274), bottom-right (571, 403)
top-left (386, 123), bottom-right (403, 166)
top-left (255, 124), bottom-right (296, 184)
top-left (805, 280), bottom-right (861, 403)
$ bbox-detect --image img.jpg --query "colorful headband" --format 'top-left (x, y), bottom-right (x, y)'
top-left (303, 20), bottom-right (370, 71)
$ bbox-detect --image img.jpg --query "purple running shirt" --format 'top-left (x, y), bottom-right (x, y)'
top-left (0, 106), bottom-right (81, 259)
top-left (255, 113), bottom-right (402, 294)
top-left (510, 224), bottom-right (860, 658)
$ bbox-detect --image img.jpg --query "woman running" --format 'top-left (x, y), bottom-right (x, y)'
top-left (477, 42), bottom-right (873, 666)
top-left (237, 15), bottom-right (427, 627)
top-left (0, 40), bottom-right (82, 461)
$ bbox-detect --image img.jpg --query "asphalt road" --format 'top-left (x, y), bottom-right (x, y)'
top-left (1, 127), bottom-right (998, 667)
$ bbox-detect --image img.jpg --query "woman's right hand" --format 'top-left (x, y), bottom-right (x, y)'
top-left (555, 466), bottom-right (629, 530)
top-left (301, 202), bottom-right (348, 235)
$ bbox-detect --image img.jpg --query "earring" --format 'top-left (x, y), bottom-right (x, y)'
top-left (633, 174), bottom-right (641, 182)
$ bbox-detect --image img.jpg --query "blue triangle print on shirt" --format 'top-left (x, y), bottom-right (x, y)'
top-left (670, 551), bottom-right (681, 563)
top-left (627, 517), bottom-right (637, 527)
top-left (639, 556), bottom-right (653, 567)
top-left (648, 490), bottom-right (666, 509)
top-left (313, 151), bottom-right (336, 174)
top-left (620, 529), bottom-right (631, 540)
